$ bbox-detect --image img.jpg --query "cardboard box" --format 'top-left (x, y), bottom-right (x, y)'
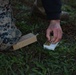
top-left (13, 33), bottom-right (37, 50)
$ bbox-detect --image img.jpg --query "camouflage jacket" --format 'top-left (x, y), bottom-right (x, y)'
top-left (0, 0), bottom-right (22, 51)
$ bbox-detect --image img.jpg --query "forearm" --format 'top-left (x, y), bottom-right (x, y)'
top-left (41, 0), bottom-right (62, 20)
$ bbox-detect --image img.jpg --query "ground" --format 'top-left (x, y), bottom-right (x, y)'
top-left (0, 0), bottom-right (76, 75)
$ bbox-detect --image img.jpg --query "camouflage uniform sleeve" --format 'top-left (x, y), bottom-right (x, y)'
top-left (0, 0), bottom-right (22, 51)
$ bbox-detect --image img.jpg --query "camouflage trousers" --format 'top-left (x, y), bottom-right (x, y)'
top-left (0, 0), bottom-right (22, 51)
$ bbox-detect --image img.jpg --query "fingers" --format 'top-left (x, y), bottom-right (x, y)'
top-left (52, 28), bottom-right (62, 43)
top-left (46, 21), bottom-right (63, 44)
top-left (54, 28), bottom-right (62, 43)
top-left (51, 28), bottom-right (58, 43)
top-left (46, 28), bottom-right (52, 41)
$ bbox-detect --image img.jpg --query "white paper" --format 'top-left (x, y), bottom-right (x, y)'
top-left (43, 42), bottom-right (59, 50)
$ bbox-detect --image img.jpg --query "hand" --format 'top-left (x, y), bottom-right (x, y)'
top-left (46, 20), bottom-right (63, 43)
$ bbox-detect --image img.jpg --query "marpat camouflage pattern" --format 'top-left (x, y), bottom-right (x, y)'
top-left (0, 0), bottom-right (22, 51)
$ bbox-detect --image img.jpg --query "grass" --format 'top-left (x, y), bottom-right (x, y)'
top-left (0, 0), bottom-right (76, 75)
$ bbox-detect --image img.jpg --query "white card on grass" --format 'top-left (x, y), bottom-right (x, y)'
top-left (43, 41), bottom-right (59, 50)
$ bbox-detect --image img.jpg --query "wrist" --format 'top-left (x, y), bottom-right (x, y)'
top-left (50, 20), bottom-right (60, 24)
